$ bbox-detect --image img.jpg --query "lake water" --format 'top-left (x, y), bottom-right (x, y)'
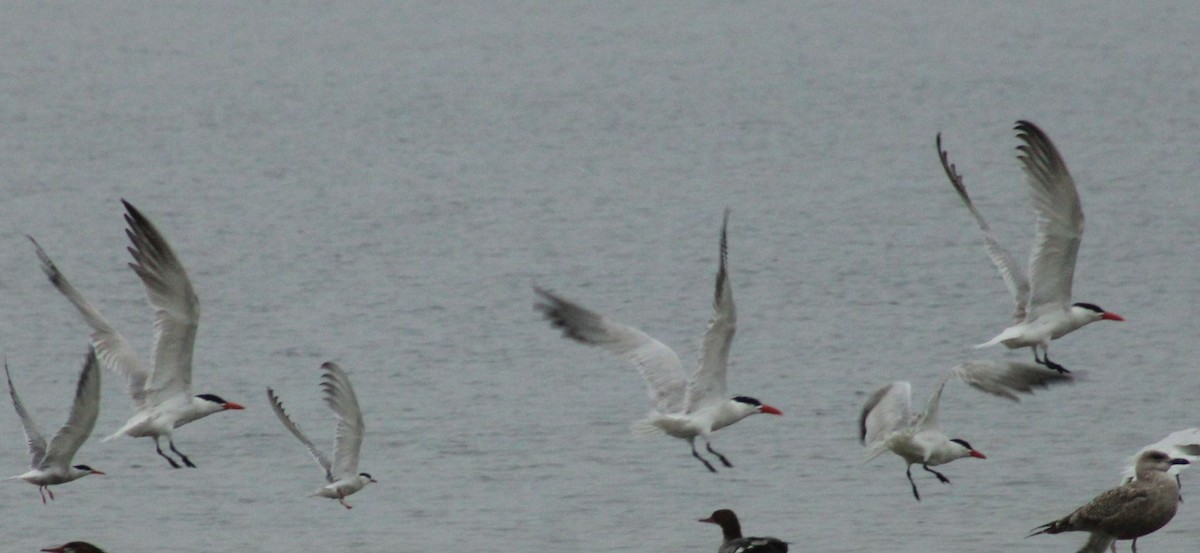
top-left (2, 2), bottom-right (1199, 552)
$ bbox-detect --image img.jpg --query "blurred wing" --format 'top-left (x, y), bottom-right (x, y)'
top-left (860, 381), bottom-right (913, 454)
top-left (321, 362), bottom-right (365, 479)
top-left (43, 349), bottom-right (102, 468)
top-left (5, 362), bottom-right (48, 468)
top-left (949, 360), bottom-right (1073, 401)
top-left (938, 133), bottom-right (1030, 321)
top-left (267, 387), bottom-right (333, 481)
top-left (685, 209), bottom-right (735, 412)
top-left (534, 287), bottom-right (687, 413)
top-left (1121, 428), bottom-right (1200, 484)
top-left (30, 236), bottom-right (151, 408)
top-left (1016, 121), bottom-right (1084, 317)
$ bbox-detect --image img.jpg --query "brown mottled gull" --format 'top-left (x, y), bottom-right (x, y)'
top-left (1029, 450), bottom-right (1189, 552)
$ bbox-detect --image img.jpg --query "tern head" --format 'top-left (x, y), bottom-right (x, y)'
top-left (41, 543), bottom-right (107, 553)
top-left (196, 393), bottom-right (246, 411)
top-left (1072, 302), bottom-right (1124, 323)
top-left (71, 464), bottom-right (105, 476)
top-left (359, 472), bottom-right (378, 485)
top-left (949, 439), bottom-right (987, 460)
top-left (732, 396), bottom-right (783, 416)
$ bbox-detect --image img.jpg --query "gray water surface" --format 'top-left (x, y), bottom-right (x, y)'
top-left (1, 2), bottom-right (1199, 552)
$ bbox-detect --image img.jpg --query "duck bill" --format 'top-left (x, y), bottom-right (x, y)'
top-left (698, 516), bottom-right (716, 524)
top-left (969, 450), bottom-right (987, 459)
top-left (759, 404), bottom-right (783, 415)
top-left (1102, 312), bottom-right (1125, 321)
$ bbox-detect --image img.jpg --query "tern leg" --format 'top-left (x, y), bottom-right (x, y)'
top-left (922, 464), bottom-right (951, 484)
top-left (1032, 346), bottom-right (1070, 374)
top-left (338, 490), bottom-right (352, 510)
top-left (1132, 538), bottom-right (1138, 553)
top-left (38, 486), bottom-right (48, 504)
top-left (906, 466), bottom-right (921, 501)
top-left (169, 439), bottom-right (196, 468)
top-left (690, 440), bottom-right (718, 473)
top-left (705, 441), bottom-right (734, 468)
top-left (154, 437), bottom-right (182, 468)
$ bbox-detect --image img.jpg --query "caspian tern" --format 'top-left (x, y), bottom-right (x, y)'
top-left (29, 200), bottom-right (244, 469)
top-left (41, 543), bottom-right (107, 553)
top-left (938, 121), bottom-right (1124, 374)
top-left (6, 349), bottom-right (104, 503)
top-left (534, 210), bottom-right (782, 473)
top-left (1030, 450), bottom-right (1188, 553)
top-left (267, 362), bottom-right (375, 509)
top-left (860, 360), bottom-right (1072, 500)
top-left (699, 509), bottom-right (789, 553)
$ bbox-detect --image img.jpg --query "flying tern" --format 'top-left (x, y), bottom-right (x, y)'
top-left (30, 200), bottom-right (244, 469)
top-left (267, 362), bottom-right (375, 509)
top-left (938, 121), bottom-right (1123, 373)
top-left (535, 210), bottom-right (781, 473)
top-left (6, 349), bottom-right (104, 503)
top-left (860, 360), bottom-right (1071, 500)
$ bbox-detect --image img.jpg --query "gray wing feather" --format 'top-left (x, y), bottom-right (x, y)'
top-left (5, 361), bottom-right (48, 468)
top-left (321, 362), bottom-right (365, 479)
top-left (860, 381), bottom-right (912, 456)
top-left (938, 133), bottom-right (1030, 321)
top-left (685, 209), bottom-right (735, 412)
top-left (122, 200), bottom-right (200, 404)
top-left (42, 349), bottom-right (102, 469)
top-left (534, 287), bottom-right (687, 413)
top-left (267, 387), bottom-right (333, 482)
top-left (1015, 121), bottom-right (1084, 317)
top-left (30, 236), bottom-right (151, 408)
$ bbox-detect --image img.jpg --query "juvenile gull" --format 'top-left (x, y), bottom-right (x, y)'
top-left (535, 210), bottom-right (782, 473)
top-left (1029, 450), bottom-right (1188, 552)
top-left (860, 360), bottom-right (1071, 500)
top-left (699, 509), bottom-right (788, 553)
top-left (938, 121), bottom-right (1123, 373)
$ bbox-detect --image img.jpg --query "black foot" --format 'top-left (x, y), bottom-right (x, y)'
top-left (157, 447), bottom-right (182, 469)
top-left (1034, 352), bottom-right (1071, 374)
top-left (692, 448), bottom-right (718, 473)
top-left (923, 464), bottom-right (951, 484)
top-left (706, 443), bottom-right (733, 468)
top-left (170, 442), bottom-right (197, 468)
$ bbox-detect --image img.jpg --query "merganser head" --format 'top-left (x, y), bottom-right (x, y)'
top-left (41, 542), bottom-right (107, 553)
top-left (949, 438), bottom-right (986, 459)
top-left (1072, 302), bottom-right (1124, 322)
top-left (732, 396), bottom-right (783, 416)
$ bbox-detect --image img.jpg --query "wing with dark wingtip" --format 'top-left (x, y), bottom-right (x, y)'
top-left (42, 349), bottom-right (102, 469)
top-left (267, 386), bottom-right (333, 482)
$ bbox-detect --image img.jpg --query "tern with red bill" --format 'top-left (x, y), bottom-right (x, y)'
top-left (938, 121), bottom-right (1123, 374)
top-left (29, 200), bottom-right (244, 469)
top-left (267, 362), bottom-right (375, 509)
top-left (6, 349), bottom-right (104, 503)
top-left (535, 210), bottom-right (782, 473)
top-left (860, 360), bottom-right (1072, 500)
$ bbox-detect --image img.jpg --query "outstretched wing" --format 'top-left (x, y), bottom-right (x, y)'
top-left (534, 287), bottom-right (687, 413)
top-left (5, 361), bottom-right (48, 468)
top-left (122, 200), bottom-right (200, 404)
top-left (860, 381), bottom-right (913, 459)
top-left (1016, 121), bottom-right (1084, 318)
top-left (938, 133), bottom-right (1030, 321)
top-left (30, 236), bottom-right (151, 408)
top-left (42, 349), bottom-right (102, 469)
top-left (321, 362), bottom-right (365, 479)
top-left (267, 387), bottom-right (333, 482)
top-left (685, 209), bottom-right (736, 412)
